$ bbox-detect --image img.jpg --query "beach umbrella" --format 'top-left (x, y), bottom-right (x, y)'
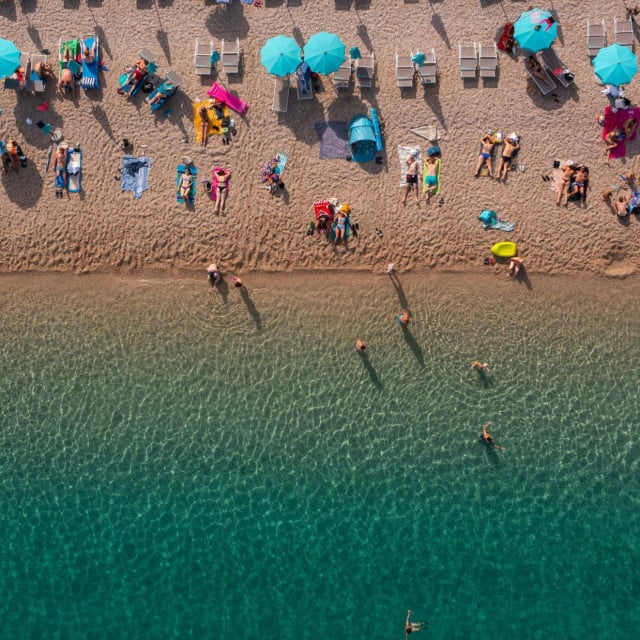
top-left (303, 32), bottom-right (345, 75)
top-left (0, 38), bottom-right (20, 80)
top-left (260, 35), bottom-right (301, 77)
top-left (514, 8), bottom-right (558, 52)
top-left (593, 44), bottom-right (639, 86)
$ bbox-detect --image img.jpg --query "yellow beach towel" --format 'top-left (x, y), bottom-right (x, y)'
top-left (193, 100), bottom-right (230, 144)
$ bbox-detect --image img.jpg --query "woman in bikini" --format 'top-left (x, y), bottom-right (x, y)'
top-left (198, 106), bottom-right (210, 148)
top-left (119, 58), bottom-right (148, 97)
top-left (333, 206), bottom-right (348, 247)
top-left (555, 163), bottom-right (575, 206)
top-left (213, 168), bottom-right (231, 214)
top-left (474, 134), bottom-right (495, 178)
top-left (178, 169), bottom-right (193, 202)
top-left (604, 127), bottom-right (624, 162)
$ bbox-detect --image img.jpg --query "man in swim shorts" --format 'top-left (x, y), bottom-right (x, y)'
top-left (474, 134), bottom-right (495, 178)
top-left (402, 151), bottom-right (420, 204)
top-left (405, 610), bottom-right (427, 638)
top-left (481, 421), bottom-right (504, 451)
top-left (496, 134), bottom-right (520, 182)
top-left (424, 156), bottom-right (439, 202)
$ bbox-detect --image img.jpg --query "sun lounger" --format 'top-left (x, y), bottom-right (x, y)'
top-left (356, 52), bottom-right (375, 89)
top-left (28, 54), bottom-right (49, 93)
top-left (333, 59), bottom-right (352, 89)
top-left (296, 61), bottom-right (314, 100)
top-left (614, 16), bottom-right (635, 50)
top-left (146, 70), bottom-right (182, 112)
top-left (525, 56), bottom-right (557, 96)
top-left (207, 81), bottom-right (248, 114)
top-left (540, 49), bottom-right (575, 89)
top-left (67, 146), bottom-right (82, 194)
top-left (396, 52), bottom-right (414, 88)
top-left (195, 38), bottom-right (215, 75)
top-left (414, 48), bottom-right (437, 85)
top-left (59, 37), bottom-right (81, 91)
top-left (478, 42), bottom-right (498, 79)
top-left (272, 76), bottom-right (290, 113)
top-left (81, 35), bottom-right (99, 89)
top-left (221, 38), bottom-right (240, 75)
top-left (587, 19), bottom-right (607, 57)
top-left (4, 51), bottom-right (29, 90)
top-left (459, 42), bottom-right (477, 79)
top-left (176, 164), bottom-right (197, 206)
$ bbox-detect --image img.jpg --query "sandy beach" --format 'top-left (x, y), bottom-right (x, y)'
top-left (1, 0), bottom-right (639, 277)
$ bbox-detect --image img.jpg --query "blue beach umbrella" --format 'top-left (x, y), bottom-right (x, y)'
top-left (260, 35), bottom-right (302, 77)
top-left (593, 44), bottom-right (638, 86)
top-left (303, 32), bottom-right (345, 75)
top-left (0, 38), bottom-right (20, 80)
top-left (514, 8), bottom-right (558, 53)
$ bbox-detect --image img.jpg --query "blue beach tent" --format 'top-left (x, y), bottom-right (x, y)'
top-left (348, 114), bottom-right (377, 162)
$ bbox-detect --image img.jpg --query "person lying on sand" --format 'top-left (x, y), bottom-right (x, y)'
top-left (496, 134), bottom-right (519, 182)
top-left (556, 163), bottom-right (576, 206)
top-left (604, 128), bottom-right (624, 162)
top-left (474, 134), bottom-right (495, 178)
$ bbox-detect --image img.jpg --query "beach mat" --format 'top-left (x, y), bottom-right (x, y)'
top-left (315, 121), bottom-right (349, 159)
top-left (193, 100), bottom-right (229, 144)
top-left (398, 145), bottom-right (422, 186)
top-left (121, 155), bottom-right (152, 199)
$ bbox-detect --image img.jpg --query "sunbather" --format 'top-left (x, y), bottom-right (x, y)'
top-left (146, 81), bottom-right (174, 107)
top-left (509, 256), bottom-right (524, 279)
top-left (623, 116), bottom-right (637, 139)
top-left (496, 135), bottom-right (519, 182)
top-left (402, 151), bottom-right (420, 204)
top-left (333, 206), bottom-right (348, 248)
top-left (118, 58), bottom-right (148, 98)
top-left (178, 169), bottom-right (193, 201)
top-left (556, 163), bottom-right (575, 206)
top-left (526, 55), bottom-right (553, 91)
top-left (83, 42), bottom-right (96, 64)
top-left (424, 156), bottom-right (439, 202)
top-left (604, 128), bottom-right (624, 162)
top-left (614, 193), bottom-right (631, 217)
top-left (58, 67), bottom-right (76, 96)
top-left (573, 166), bottom-right (589, 204)
top-left (213, 168), bottom-right (230, 215)
top-left (34, 61), bottom-right (53, 80)
top-left (474, 134), bottom-right (495, 178)
top-left (53, 144), bottom-right (67, 175)
top-left (198, 107), bottom-right (210, 148)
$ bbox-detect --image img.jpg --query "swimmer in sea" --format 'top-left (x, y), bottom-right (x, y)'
top-left (405, 610), bottom-right (427, 638)
top-left (355, 339), bottom-right (366, 352)
top-left (397, 310), bottom-right (410, 327)
top-left (481, 421), bottom-right (504, 451)
top-left (472, 361), bottom-right (490, 372)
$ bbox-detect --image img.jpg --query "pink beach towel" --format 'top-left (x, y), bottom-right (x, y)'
top-left (602, 106), bottom-right (640, 159)
top-left (210, 167), bottom-right (230, 202)
top-left (207, 82), bottom-right (248, 114)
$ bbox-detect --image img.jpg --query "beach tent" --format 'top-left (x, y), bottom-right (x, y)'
top-left (348, 114), bottom-right (377, 163)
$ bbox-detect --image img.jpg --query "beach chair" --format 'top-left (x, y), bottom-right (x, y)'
top-left (3, 51), bottom-right (29, 90)
top-left (414, 48), bottom-right (437, 85)
top-left (146, 69), bottom-right (182, 112)
top-left (80, 34), bottom-right (100, 90)
top-left (396, 52), bottom-right (414, 88)
top-left (540, 49), bottom-right (575, 89)
top-left (525, 56), bottom-right (557, 96)
top-left (221, 38), bottom-right (240, 75)
top-left (59, 37), bottom-right (82, 91)
top-left (459, 42), bottom-right (477, 79)
top-left (478, 42), bottom-right (498, 79)
top-left (28, 54), bottom-right (49, 92)
top-left (587, 19), bottom-right (607, 57)
top-left (195, 38), bottom-right (215, 75)
top-left (296, 61), bottom-right (314, 100)
top-left (272, 76), bottom-right (290, 113)
top-left (614, 16), bottom-right (635, 50)
top-left (333, 59), bottom-right (352, 90)
top-left (356, 52), bottom-right (375, 89)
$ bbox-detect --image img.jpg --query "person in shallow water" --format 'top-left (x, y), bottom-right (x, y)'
top-left (405, 610), bottom-right (427, 637)
top-left (481, 421), bottom-right (504, 451)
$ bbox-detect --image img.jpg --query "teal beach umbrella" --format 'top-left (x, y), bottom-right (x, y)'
top-left (0, 38), bottom-right (21, 79)
top-left (260, 35), bottom-right (302, 77)
top-left (514, 8), bottom-right (558, 53)
top-left (303, 32), bottom-right (345, 75)
top-left (593, 44), bottom-right (638, 86)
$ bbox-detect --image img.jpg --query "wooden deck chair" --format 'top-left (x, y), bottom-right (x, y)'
top-left (540, 49), bottom-right (575, 89)
top-left (524, 56), bottom-right (557, 96)
top-left (221, 38), bottom-right (240, 75)
top-left (333, 59), bottom-right (352, 89)
top-left (28, 53), bottom-right (48, 92)
top-left (395, 52), bottom-right (414, 88)
top-left (4, 51), bottom-right (29, 90)
top-left (459, 42), bottom-right (477, 79)
top-left (478, 42), bottom-right (498, 79)
top-left (272, 76), bottom-right (290, 113)
top-left (587, 19), bottom-right (607, 57)
top-left (195, 38), bottom-right (214, 75)
top-left (614, 16), bottom-right (635, 50)
top-left (414, 48), bottom-right (437, 85)
top-left (356, 52), bottom-right (375, 89)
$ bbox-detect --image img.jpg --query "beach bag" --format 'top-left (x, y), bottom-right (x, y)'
top-left (478, 209), bottom-right (497, 225)
top-left (427, 146), bottom-right (441, 157)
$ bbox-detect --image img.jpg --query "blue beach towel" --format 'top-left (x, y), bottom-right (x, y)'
top-left (315, 122), bottom-right (349, 159)
top-left (176, 164), bottom-right (197, 205)
top-left (81, 37), bottom-right (99, 90)
top-left (121, 155), bottom-right (152, 199)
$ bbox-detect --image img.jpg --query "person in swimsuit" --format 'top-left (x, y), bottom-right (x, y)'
top-left (207, 263), bottom-right (222, 287)
top-left (481, 421), bottom-right (504, 451)
top-left (525, 55), bottom-right (553, 91)
top-left (474, 134), bottom-right (495, 178)
top-left (555, 163), bottom-right (575, 206)
top-left (623, 117), bottom-right (637, 139)
top-left (614, 193), bottom-right (631, 217)
top-left (508, 256), bottom-right (524, 279)
top-left (58, 67), bottom-right (76, 96)
top-left (198, 106), bottom-right (210, 148)
top-left (424, 156), bottom-right (439, 202)
top-left (496, 135), bottom-right (520, 182)
top-left (405, 610), bottom-right (427, 638)
top-left (119, 58), bottom-right (148, 97)
top-left (355, 339), bottom-right (366, 352)
top-left (604, 128), bottom-right (624, 163)
top-left (402, 151), bottom-right (420, 204)
top-left (212, 168), bottom-right (231, 214)
top-left (572, 166), bottom-right (589, 203)
top-left (471, 361), bottom-right (490, 372)
top-left (333, 206), bottom-right (348, 247)
top-left (83, 41), bottom-right (96, 64)
top-left (178, 169), bottom-right (193, 201)
top-left (397, 309), bottom-right (410, 327)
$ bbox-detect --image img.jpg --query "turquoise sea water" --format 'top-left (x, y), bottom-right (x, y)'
top-left (0, 273), bottom-right (639, 640)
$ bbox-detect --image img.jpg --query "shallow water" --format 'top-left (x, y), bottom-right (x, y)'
top-left (0, 273), bottom-right (638, 639)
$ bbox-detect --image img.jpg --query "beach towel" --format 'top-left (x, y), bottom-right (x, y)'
top-left (422, 157), bottom-right (441, 194)
top-left (67, 147), bottom-right (82, 193)
top-left (314, 121), bottom-right (349, 159)
top-left (478, 209), bottom-right (515, 232)
top-left (148, 80), bottom-right (177, 113)
top-left (121, 155), bottom-right (152, 199)
top-left (207, 82), bottom-right (248, 114)
top-left (59, 39), bottom-right (80, 76)
top-left (398, 145), bottom-right (422, 187)
top-left (81, 37), bottom-right (99, 90)
top-left (330, 214), bottom-right (351, 242)
top-left (176, 164), bottom-right (197, 205)
top-left (210, 167), bottom-right (230, 202)
top-left (602, 106), bottom-right (640, 160)
top-left (261, 153), bottom-right (288, 183)
top-left (193, 100), bottom-right (230, 144)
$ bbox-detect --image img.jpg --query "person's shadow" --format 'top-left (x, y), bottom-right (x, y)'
top-left (401, 325), bottom-right (425, 367)
top-left (475, 369), bottom-right (493, 388)
top-left (388, 271), bottom-right (409, 308)
top-left (240, 287), bottom-right (262, 331)
top-left (480, 438), bottom-right (502, 467)
top-left (212, 278), bottom-right (229, 304)
top-left (357, 351), bottom-right (383, 390)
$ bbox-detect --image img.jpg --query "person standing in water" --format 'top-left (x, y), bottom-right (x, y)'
top-left (481, 421), bottom-right (504, 451)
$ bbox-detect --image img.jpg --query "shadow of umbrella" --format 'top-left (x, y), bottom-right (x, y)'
top-left (91, 104), bottom-right (116, 140)
top-left (1, 161), bottom-right (44, 209)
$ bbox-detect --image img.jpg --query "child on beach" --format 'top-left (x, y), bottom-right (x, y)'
top-left (509, 256), bottom-right (524, 278)
top-left (402, 151), bottom-right (420, 204)
top-left (207, 263), bottom-right (222, 286)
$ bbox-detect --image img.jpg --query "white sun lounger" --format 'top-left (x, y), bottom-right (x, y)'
top-left (333, 59), bottom-right (352, 89)
top-left (478, 42), bottom-right (498, 79)
top-left (587, 19), bottom-right (607, 57)
top-left (540, 49), bottom-right (575, 89)
top-left (221, 38), bottom-right (240, 76)
top-left (414, 48), bottom-right (437, 85)
top-left (195, 38), bottom-right (215, 75)
top-left (272, 76), bottom-right (290, 113)
top-left (27, 53), bottom-right (48, 92)
top-left (459, 42), bottom-right (477, 79)
top-left (614, 16), bottom-right (635, 50)
top-left (355, 52), bottom-right (375, 89)
top-left (396, 52), bottom-right (414, 88)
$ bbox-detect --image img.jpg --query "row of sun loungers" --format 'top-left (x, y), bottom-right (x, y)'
top-left (194, 37), bottom-right (240, 76)
top-left (395, 50), bottom-right (438, 87)
top-left (459, 42), bottom-right (498, 79)
top-left (3, 51), bottom-right (49, 92)
top-left (588, 16), bottom-right (635, 56)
